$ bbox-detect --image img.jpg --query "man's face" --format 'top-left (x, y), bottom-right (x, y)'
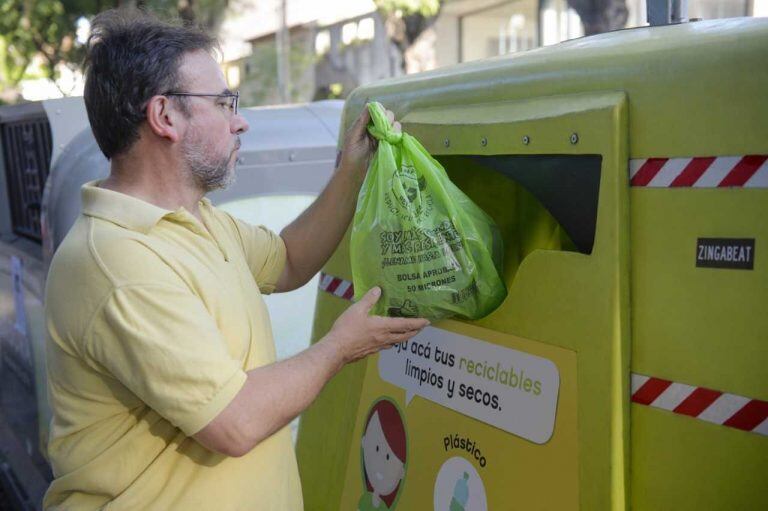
top-left (176, 50), bottom-right (248, 192)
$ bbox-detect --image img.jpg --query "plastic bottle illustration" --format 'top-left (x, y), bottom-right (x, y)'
top-left (449, 472), bottom-right (470, 511)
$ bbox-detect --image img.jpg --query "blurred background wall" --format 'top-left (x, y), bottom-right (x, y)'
top-left (1, 0), bottom-right (765, 106)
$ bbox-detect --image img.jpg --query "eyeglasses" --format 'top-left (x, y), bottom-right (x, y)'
top-left (164, 90), bottom-right (240, 116)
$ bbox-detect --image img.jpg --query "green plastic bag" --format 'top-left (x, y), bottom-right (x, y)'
top-left (351, 102), bottom-right (507, 321)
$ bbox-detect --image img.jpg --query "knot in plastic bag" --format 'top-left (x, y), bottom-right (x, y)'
top-left (366, 102), bottom-right (403, 145)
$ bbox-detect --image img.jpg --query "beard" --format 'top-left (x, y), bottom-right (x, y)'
top-left (181, 133), bottom-right (240, 192)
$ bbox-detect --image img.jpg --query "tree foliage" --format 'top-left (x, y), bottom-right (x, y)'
top-left (374, 0), bottom-right (439, 18)
top-left (0, 0), bottom-right (229, 99)
top-left (0, 0), bottom-right (86, 92)
top-left (132, 0), bottom-right (230, 32)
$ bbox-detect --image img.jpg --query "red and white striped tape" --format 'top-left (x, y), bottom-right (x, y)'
top-left (630, 155), bottom-right (768, 187)
top-left (631, 373), bottom-right (768, 436)
top-left (318, 272), bottom-right (355, 301)
top-left (317, 275), bottom-right (768, 436)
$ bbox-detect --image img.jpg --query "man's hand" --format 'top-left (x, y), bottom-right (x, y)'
top-left (194, 286), bottom-right (427, 457)
top-left (337, 104), bottom-right (401, 177)
top-left (323, 286), bottom-right (428, 364)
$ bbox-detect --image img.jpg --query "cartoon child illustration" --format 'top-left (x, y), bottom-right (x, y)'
top-left (358, 398), bottom-right (407, 510)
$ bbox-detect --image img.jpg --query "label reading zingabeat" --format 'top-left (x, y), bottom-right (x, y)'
top-left (696, 238), bottom-right (755, 270)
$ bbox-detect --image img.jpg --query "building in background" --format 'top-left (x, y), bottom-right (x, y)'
top-left (220, 0), bottom-right (398, 105)
top-left (433, 0), bottom-right (763, 67)
top-left (222, 0), bottom-right (767, 107)
top-left (3, 0), bottom-right (765, 104)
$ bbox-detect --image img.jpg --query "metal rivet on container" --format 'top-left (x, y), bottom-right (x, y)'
top-left (481, 137), bottom-right (488, 147)
top-left (237, 157), bottom-right (245, 165)
top-left (288, 152), bottom-right (296, 161)
top-left (570, 133), bottom-right (579, 144)
top-left (522, 135), bottom-right (530, 145)
top-left (55, 109), bottom-right (62, 115)
top-left (444, 138), bottom-right (450, 147)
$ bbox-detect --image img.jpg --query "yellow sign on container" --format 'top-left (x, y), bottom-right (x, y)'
top-left (338, 321), bottom-right (578, 510)
top-left (297, 18), bottom-right (768, 511)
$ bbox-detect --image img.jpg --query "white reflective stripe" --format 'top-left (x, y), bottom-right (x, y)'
top-left (744, 159), bottom-right (768, 188)
top-left (650, 382), bottom-right (697, 411)
top-left (631, 373), bottom-right (650, 395)
top-left (335, 280), bottom-right (351, 297)
top-left (629, 159), bottom-right (645, 179)
top-left (693, 156), bottom-right (742, 187)
top-left (698, 393), bottom-right (750, 424)
top-left (647, 158), bottom-right (691, 187)
top-left (753, 416), bottom-right (768, 436)
top-left (319, 273), bottom-right (334, 290)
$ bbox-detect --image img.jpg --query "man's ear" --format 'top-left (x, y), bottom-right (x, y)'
top-left (145, 95), bottom-right (183, 143)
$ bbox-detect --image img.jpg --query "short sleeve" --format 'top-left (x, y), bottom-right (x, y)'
top-left (227, 215), bottom-right (287, 294)
top-left (85, 283), bottom-right (247, 436)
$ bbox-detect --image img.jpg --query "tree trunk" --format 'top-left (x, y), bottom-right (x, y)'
top-left (566, 0), bottom-right (629, 36)
top-left (382, 10), bottom-right (441, 74)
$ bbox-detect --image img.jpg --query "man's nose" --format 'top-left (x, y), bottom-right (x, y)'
top-left (231, 113), bottom-right (249, 135)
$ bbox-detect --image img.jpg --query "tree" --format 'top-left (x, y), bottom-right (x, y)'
top-left (0, 0), bottom-right (230, 102)
top-left (373, 0), bottom-right (441, 74)
top-left (137, 0), bottom-right (231, 32)
top-left (0, 0), bottom-right (87, 98)
top-left (566, 0), bottom-right (628, 36)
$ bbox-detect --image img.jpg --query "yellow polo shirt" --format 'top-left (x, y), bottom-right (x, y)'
top-left (43, 182), bottom-right (302, 510)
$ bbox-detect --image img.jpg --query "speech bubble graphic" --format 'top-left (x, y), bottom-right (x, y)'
top-left (379, 326), bottom-right (560, 444)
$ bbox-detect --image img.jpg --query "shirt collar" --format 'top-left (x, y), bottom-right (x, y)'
top-left (81, 180), bottom-right (174, 234)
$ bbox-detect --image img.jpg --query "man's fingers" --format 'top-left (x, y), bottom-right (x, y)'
top-left (358, 286), bottom-right (382, 312)
top-left (360, 103), bottom-right (398, 135)
top-left (357, 107), bottom-right (371, 128)
top-left (383, 317), bottom-right (430, 332)
top-left (350, 106), bottom-right (371, 138)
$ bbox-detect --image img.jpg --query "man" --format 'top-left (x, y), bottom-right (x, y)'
top-left (43, 9), bottom-right (428, 510)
